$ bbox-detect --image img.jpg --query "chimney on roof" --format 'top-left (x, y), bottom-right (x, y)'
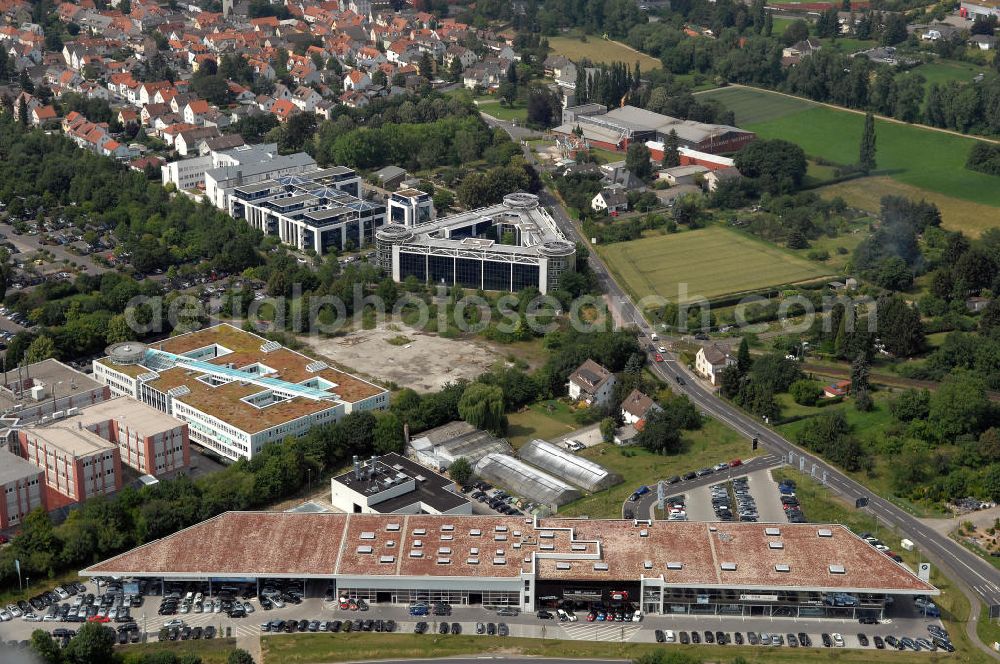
top-left (368, 455), bottom-right (377, 480)
top-left (353, 455), bottom-right (361, 480)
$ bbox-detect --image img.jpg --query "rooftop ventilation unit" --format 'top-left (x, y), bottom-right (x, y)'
top-left (379, 555), bottom-right (394, 564)
top-left (769, 542), bottom-right (784, 549)
top-left (413, 528), bottom-right (426, 536)
top-left (440, 534), bottom-right (453, 541)
top-left (386, 523), bottom-right (400, 532)
top-left (765, 527), bottom-right (781, 536)
top-left (643, 561), bottom-right (653, 569)
top-left (360, 532), bottom-right (375, 540)
top-left (775, 564), bottom-right (790, 573)
top-left (409, 551), bottom-right (423, 558)
top-left (818, 528), bottom-right (833, 537)
top-left (593, 562), bottom-right (609, 571)
top-left (571, 544), bottom-right (587, 551)
top-left (556, 562), bottom-right (571, 570)
top-left (493, 557), bottom-right (506, 565)
top-left (437, 558), bottom-right (451, 565)
top-left (442, 524), bottom-right (454, 532)
top-left (356, 546), bottom-right (373, 554)
top-left (470, 529), bottom-right (481, 537)
top-left (721, 562), bottom-right (737, 571)
top-left (540, 531), bottom-right (555, 539)
top-left (467, 558), bottom-right (479, 565)
top-left (829, 564), bottom-right (846, 574)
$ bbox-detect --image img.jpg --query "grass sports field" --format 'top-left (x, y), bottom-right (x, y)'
top-left (700, 86), bottom-right (1000, 222)
top-left (598, 226), bottom-right (834, 303)
top-left (548, 35), bottom-right (662, 70)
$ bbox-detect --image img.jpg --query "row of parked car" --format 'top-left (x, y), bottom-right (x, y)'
top-left (778, 479), bottom-right (807, 523)
top-left (672, 459), bottom-right (744, 484)
top-left (652, 625), bottom-right (953, 651)
top-left (859, 532), bottom-right (906, 565)
top-left (158, 621), bottom-right (217, 642)
top-left (261, 618), bottom-right (396, 633)
top-left (465, 483), bottom-right (526, 516)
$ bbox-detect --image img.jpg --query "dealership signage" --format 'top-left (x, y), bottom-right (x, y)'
top-left (739, 594), bottom-right (779, 602)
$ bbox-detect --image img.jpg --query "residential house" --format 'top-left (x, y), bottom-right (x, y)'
top-left (271, 98), bottom-right (298, 122)
top-left (175, 126), bottom-right (221, 156)
top-left (695, 343), bottom-right (735, 385)
top-left (338, 91), bottom-right (369, 109)
top-left (781, 39), bottom-right (821, 59)
top-left (823, 380), bottom-right (852, 399)
top-left (657, 164), bottom-right (709, 186)
top-left (183, 99), bottom-right (211, 125)
top-left (30, 104), bottom-right (57, 127)
top-left (620, 389), bottom-right (660, 426)
top-left (343, 69), bottom-right (371, 91)
top-left (291, 85), bottom-right (322, 112)
top-left (445, 45), bottom-right (477, 69)
top-left (591, 185), bottom-right (629, 214)
top-left (703, 166), bottom-right (742, 192)
top-left (971, 34), bottom-right (997, 50)
top-left (567, 359), bottom-right (617, 406)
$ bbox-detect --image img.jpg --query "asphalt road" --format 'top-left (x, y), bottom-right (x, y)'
top-left (516, 143), bottom-right (1000, 610)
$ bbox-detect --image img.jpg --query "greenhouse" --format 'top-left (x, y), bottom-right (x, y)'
top-left (474, 453), bottom-right (581, 507)
top-left (518, 439), bottom-right (621, 492)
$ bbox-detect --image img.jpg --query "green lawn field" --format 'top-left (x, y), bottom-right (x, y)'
top-left (598, 226), bottom-right (835, 304)
top-left (548, 35), bottom-right (662, 70)
top-left (914, 59), bottom-right (986, 89)
top-left (699, 87), bottom-right (1000, 214)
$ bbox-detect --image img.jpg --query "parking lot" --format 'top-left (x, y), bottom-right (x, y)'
top-left (0, 585), bottom-right (952, 653)
top-left (667, 469), bottom-right (787, 525)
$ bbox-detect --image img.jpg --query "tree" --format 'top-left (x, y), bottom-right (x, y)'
top-left (734, 139), bottom-right (807, 194)
top-left (29, 629), bottom-right (62, 664)
top-left (636, 407), bottom-right (684, 454)
top-left (928, 370), bottom-right (989, 441)
top-left (106, 314), bottom-right (132, 344)
top-left (449, 457), bottom-right (473, 485)
top-left (876, 295), bottom-right (924, 356)
top-left (859, 112), bottom-right (877, 175)
top-left (625, 142), bottom-right (652, 181)
top-left (790, 379), bottom-right (821, 406)
top-left (433, 189), bottom-right (455, 213)
top-left (63, 622), bottom-right (116, 664)
top-left (736, 337), bottom-right (751, 375)
top-left (851, 350), bottom-right (873, 412)
top-left (980, 299), bottom-right (1000, 338)
top-left (25, 335), bottom-right (57, 363)
top-left (600, 416), bottom-right (616, 443)
top-left (783, 20), bottom-right (810, 45)
top-left (882, 13), bottom-right (908, 46)
top-left (889, 388), bottom-right (930, 422)
top-left (228, 649), bottom-right (256, 664)
top-left (18, 95), bottom-right (28, 127)
top-left (661, 129), bottom-right (680, 168)
top-left (526, 88), bottom-right (558, 128)
top-left (372, 411), bottom-right (404, 454)
top-left (458, 383), bottom-right (507, 435)
top-left (448, 56), bottom-right (463, 82)
top-left (418, 52), bottom-right (434, 78)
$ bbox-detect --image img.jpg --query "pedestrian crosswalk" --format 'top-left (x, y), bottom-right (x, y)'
top-left (557, 622), bottom-right (642, 642)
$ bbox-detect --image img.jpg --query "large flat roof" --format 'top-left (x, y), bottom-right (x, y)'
top-left (96, 324), bottom-right (386, 434)
top-left (22, 419), bottom-right (116, 457)
top-left (76, 397), bottom-right (184, 434)
top-left (81, 513), bottom-right (936, 595)
top-left (332, 452), bottom-right (469, 513)
top-left (0, 358), bottom-right (103, 414)
top-left (0, 450), bottom-right (43, 485)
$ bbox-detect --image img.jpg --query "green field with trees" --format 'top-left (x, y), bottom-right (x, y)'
top-left (701, 86), bottom-right (1000, 211)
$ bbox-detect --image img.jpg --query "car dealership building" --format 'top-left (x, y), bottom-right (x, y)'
top-left (81, 512), bottom-right (935, 619)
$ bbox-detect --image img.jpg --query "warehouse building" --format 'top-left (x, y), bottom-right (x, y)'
top-left (474, 453), bottom-right (581, 507)
top-left (329, 452), bottom-right (472, 515)
top-left (81, 512), bottom-right (937, 619)
top-left (407, 420), bottom-right (513, 472)
top-left (0, 358), bottom-right (109, 427)
top-left (553, 105), bottom-right (755, 155)
top-left (375, 193), bottom-right (577, 294)
top-left (518, 439), bottom-right (620, 493)
top-left (92, 324), bottom-right (389, 461)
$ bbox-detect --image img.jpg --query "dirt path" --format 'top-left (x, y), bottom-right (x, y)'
top-left (699, 83), bottom-right (1000, 145)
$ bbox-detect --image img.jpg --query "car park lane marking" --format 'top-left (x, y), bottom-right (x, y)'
top-left (557, 623), bottom-right (642, 642)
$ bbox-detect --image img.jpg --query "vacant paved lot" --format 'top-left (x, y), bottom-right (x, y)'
top-left (300, 326), bottom-right (501, 392)
top-left (598, 227), bottom-right (833, 304)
